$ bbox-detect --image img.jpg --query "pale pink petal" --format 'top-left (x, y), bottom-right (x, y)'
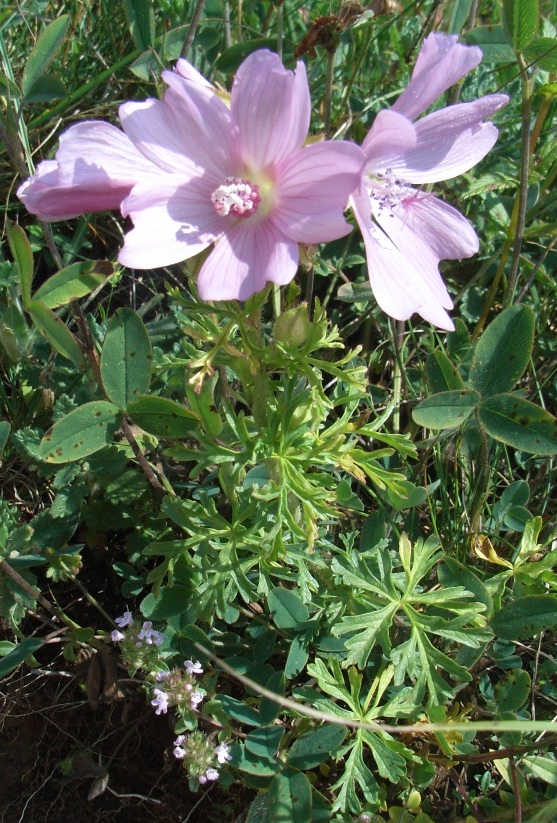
top-left (392, 33), bottom-right (482, 121)
top-left (231, 50), bottom-right (310, 170)
top-left (159, 70), bottom-right (239, 177)
top-left (119, 99), bottom-right (210, 179)
top-left (385, 96), bottom-right (508, 183)
top-left (362, 110), bottom-right (416, 166)
top-left (118, 176), bottom-right (222, 268)
top-left (17, 121), bottom-right (158, 220)
top-left (394, 194), bottom-right (479, 260)
top-left (174, 58), bottom-right (213, 87)
top-left (197, 220), bottom-right (298, 301)
top-left (351, 187), bottom-right (455, 330)
top-left (272, 141), bottom-right (364, 243)
top-left (55, 122), bottom-right (157, 181)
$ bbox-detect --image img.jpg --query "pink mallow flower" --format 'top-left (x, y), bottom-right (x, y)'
top-left (351, 32), bottom-right (508, 330)
top-left (18, 51), bottom-right (363, 301)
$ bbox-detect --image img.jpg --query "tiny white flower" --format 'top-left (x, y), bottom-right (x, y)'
top-left (184, 659), bottom-right (203, 676)
top-left (214, 742), bottom-right (232, 765)
top-left (115, 609), bottom-right (134, 628)
top-left (155, 670), bottom-right (170, 682)
top-left (138, 621), bottom-right (166, 646)
top-left (173, 745), bottom-right (186, 759)
top-left (152, 630), bottom-right (166, 646)
top-left (205, 767), bottom-right (219, 781)
top-left (151, 688), bottom-right (169, 715)
top-left (189, 690), bottom-right (204, 709)
top-left (111, 629), bottom-right (125, 642)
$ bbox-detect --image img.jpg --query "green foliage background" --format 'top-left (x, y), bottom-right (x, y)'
top-left (1, 0), bottom-right (557, 821)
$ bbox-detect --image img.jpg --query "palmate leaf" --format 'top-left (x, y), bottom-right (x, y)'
top-left (399, 534), bottom-right (443, 593)
top-left (331, 734), bottom-right (380, 814)
top-left (360, 730), bottom-right (409, 783)
top-left (392, 630), bottom-right (471, 704)
top-left (330, 603), bottom-right (398, 666)
top-left (330, 534), bottom-right (488, 701)
top-left (306, 658), bottom-right (359, 710)
top-left (331, 547), bottom-right (397, 599)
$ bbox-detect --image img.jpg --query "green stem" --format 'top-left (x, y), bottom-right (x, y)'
top-left (276, 1), bottom-right (283, 60)
top-left (246, 304), bottom-right (268, 431)
top-left (181, 0), bottom-right (207, 59)
top-left (223, 0), bottom-right (232, 48)
top-left (503, 53), bottom-right (533, 309)
top-left (28, 49), bottom-right (142, 131)
top-left (340, 26), bottom-right (372, 112)
top-left (272, 284), bottom-right (281, 319)
top-left (472, 212), bottom-right (516, 340)
top-left (468, 412), bottom-right (490, 535)
top-left (392, 320), bottom-right (404, 434)
top-left (323, 49), bottom-right (336, 138)
top-left (0, 559), bottom-right (81, 631)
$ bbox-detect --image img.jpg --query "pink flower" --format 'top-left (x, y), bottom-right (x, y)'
top-left (351, 33), bottom-right (508, 330)
top-left (17, 123), bottom-right (159, 221)
top-left (18, 51), bottom-right (363, 302)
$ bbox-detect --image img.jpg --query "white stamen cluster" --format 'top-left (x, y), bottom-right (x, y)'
top-left (211, 177), bottom-right (261, 217)
top-left (369, 168), bottom-right (428, 217)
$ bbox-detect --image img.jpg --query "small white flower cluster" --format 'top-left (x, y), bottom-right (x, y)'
top-left (150, 659), bottom-right (206, 715)
top-left (111, 610), bottom-right (165, 646)
top-left (172, 731), bottom-right (232, 784)
top-left (110, 610), bottom-right (167, 675)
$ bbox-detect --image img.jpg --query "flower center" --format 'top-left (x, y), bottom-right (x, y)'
top-left (368, 168), bottom-right (428, 218)
top-left (211, 177), bottom-right (261, 218)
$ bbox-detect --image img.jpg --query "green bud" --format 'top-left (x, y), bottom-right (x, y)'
top-left (273, 304), bottom-right (310, 347)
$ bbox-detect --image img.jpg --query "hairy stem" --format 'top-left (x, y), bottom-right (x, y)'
top-left (181, 0), bottom-right (207, 59)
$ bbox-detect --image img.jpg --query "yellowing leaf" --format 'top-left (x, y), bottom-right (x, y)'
top-left (472, 534), bottom-right (513, 568)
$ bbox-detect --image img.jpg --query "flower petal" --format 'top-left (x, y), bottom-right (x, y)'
top-left (119, 99), bottom-right (210, 178)
top-left (197, 220), bottom-right (298, 301)
top-left (351, 187), bottom-right (455, 329)
top-left (272, 141), bottom-right (364, 243)
top-left (392, 193), bottom-right (479, 260)
top-left (385, 96), bottom-right (508, 183)
top-left (362, 110), bottom-right (416, 167)
top-left (140, 68), bottom-right (238, 179)
top-left (392, 33), bottom-right (482, 121)
top-left (231, 50), bottom-right (310, 170)
top-left (118, 175), bottom-right (222, 268)
top-left (174, 58), bottom-right (213, 88)
top-left (17, 121), bottom-right (157, 220)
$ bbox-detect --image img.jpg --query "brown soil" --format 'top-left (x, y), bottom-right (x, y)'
top-left (0, 653), bottom-right (236, 823)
